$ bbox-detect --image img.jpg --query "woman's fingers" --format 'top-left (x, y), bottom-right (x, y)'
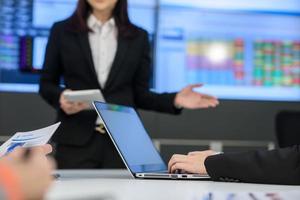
top-left (61, 101), bottom-right (88, 115)
top-left (188, 83), bottom-right (203, 90)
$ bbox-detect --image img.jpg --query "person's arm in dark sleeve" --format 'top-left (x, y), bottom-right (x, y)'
top-left (204, 145), bottom-right (300, 185)
top-left (133, 31), bottom-right (181, 114)
top-left (39, 22), bottom-right (64, 109)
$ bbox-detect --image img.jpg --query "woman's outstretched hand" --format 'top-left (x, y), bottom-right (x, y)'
top-left (174, 84), bottom-right (219, 109)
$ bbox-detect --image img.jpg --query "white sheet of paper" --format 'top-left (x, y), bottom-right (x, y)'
top-left (63, 89), bottom-right (106, 112)
top-left (63, 89), bottom-right (105, 103)
top-left (0, 122), bottom-right (61, 157)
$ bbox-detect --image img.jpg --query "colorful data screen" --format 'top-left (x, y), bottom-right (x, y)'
top-left (1, 0), bottom-right (300, 101)
top-left (0, 0), bottom-right (156, 92)
top-left (155, 0), bottom-right (300, 101)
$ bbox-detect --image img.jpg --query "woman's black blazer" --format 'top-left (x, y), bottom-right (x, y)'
top-left (39, 19), bottom-right (179, 146)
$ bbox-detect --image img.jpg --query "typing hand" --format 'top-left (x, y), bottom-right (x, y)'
top-left (168, 150), bottom-right (216, 174)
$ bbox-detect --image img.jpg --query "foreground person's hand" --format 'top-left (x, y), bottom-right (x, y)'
top-left (1, 147), bottom-right (56, 200)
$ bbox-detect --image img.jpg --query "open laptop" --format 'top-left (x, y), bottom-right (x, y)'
top-left (93, 101), bottom-right (210, 180)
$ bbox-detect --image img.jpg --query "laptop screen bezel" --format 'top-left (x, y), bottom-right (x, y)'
top-left (93, 101), bottom-right (167, 175)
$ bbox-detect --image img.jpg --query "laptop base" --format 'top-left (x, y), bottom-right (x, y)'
top-left (135, 173), bottom-right (210, 180)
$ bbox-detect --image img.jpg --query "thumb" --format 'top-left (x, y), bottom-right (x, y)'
top-left (187, 83), bottom-right (203, 90)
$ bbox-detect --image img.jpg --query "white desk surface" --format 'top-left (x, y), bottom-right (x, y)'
top-left (46, 170), bottom-right (300, 200)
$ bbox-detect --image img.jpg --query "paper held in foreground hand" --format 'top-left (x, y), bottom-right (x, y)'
top-left (0, 122), bottom-right (61, 157)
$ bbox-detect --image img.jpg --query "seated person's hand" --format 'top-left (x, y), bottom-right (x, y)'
top-left (174, 84), bottom-right (219, 109)
top-left (168, 150), bottom-right (216, 174)
top-left (0, 146), bottom-right (56, 200)
top-left (60, 89), bottom-right (89, 115)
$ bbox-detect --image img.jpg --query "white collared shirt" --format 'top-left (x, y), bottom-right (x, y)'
top-left (87, 15), bottom-right (118, 88)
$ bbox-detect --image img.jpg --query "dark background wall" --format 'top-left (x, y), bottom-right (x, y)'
top-left (1, 92), bottom-right (299, 140)
top-left (1, 92), bottom-right (300, 161)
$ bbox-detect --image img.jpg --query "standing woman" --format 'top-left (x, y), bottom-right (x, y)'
top-left (39, 0), bottom-right (219, 169)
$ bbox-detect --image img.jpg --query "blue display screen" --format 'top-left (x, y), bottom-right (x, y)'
top-left (155, 0), bottom-right (300, 101)
top-left (0, 0), bottom-right (156, 92)
top-left (94, 102), bottom-right (167, 173)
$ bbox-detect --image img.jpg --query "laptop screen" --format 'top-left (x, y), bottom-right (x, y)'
top-left (94, 102), bottom-right (167, 173)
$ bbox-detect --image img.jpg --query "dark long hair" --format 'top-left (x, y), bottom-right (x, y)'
top-left (68, 0), bottom-right (138, 38)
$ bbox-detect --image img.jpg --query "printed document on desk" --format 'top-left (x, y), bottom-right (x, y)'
top-left (0, 122), bottom-right (61, 157)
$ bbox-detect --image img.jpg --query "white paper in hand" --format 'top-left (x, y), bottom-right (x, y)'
top-left (0, 122), bottom-right (61, 157)
top-left (63, 89), bottom-right (105, 103)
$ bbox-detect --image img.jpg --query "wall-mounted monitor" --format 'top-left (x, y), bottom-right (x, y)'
top-left (155, 0), bottom-right (300, 101)
top-left (1, 0), bottom-right (300, 101)
top-left (0, 0), bottom-right (157, 92)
